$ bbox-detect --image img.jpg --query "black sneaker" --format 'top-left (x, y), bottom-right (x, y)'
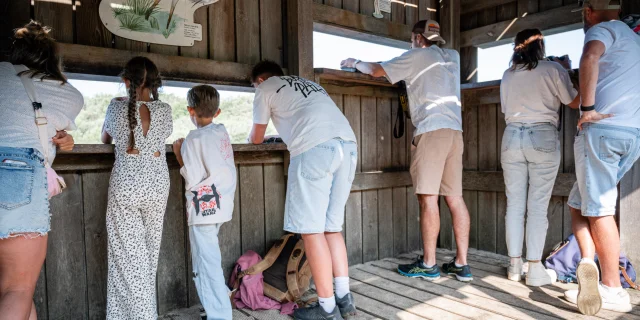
top-left (294, 303), bottom-right (344, 320)
top-left (397, 256), bottom-right (441, 281)
top-left (441, 257), bottom-right (473, 282)
top-left (336, 293), bottom-right (357, 319)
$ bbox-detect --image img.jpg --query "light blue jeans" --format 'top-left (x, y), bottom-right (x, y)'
top-left (568, 123), bottom-right (640, 216)
top-left (284, 138), bottom-right (358, 234)
top-left (190, 223), bottom-right (232, 320)
top-left (0, 147), bottom-right (49, 239)
top-left (501, 123), bottom-right (561, 260)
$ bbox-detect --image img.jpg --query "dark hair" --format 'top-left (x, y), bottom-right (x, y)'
top-left (120, 56), bottom-right (162, 150)
top-left (187, 85), bottom-right (220, 118)
top-left (411, 20), bottom-right (436, 46)
top-left (10, 20), bottom-right (67, 84)
top-left (251, 60), bottom-right (285, 83)
top-left (510, 29), bottom-right (546, 71)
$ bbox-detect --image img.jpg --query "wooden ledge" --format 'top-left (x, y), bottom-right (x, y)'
top-left (314, 68), bottom-right (395, 87)
top-left (58, 43), bottom-right (254, 87)
top-left (59, 143), bottom-right (288, 155)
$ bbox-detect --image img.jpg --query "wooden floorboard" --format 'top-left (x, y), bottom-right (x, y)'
top-left (161, 249), bottom-right (640, 320)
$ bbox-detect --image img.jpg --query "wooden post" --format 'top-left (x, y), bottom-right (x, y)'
top-left (439, 0), bottom-right (461, 52)
top-left (620, 164), bottom-right (640, 269)
top-left (286, 0), bottom-right (314, 79)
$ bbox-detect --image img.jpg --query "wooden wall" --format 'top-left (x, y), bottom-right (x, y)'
top-left (439, 84), bottom-right (580, 258)
top-left (313, 0), bottom-right (438, 25)
top-left (4, 0), bottom-right (285, 67)
top-left (35, 159), bottom-right (289, 319)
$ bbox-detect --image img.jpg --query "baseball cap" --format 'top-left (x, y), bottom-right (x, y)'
top-left (420, 20), bottom-right (446, 45)
top-left (579, 0), bottom-right (622, 10)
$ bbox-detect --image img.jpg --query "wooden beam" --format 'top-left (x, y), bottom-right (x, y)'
top-left (321, 82), bottom-right (399, 99)
top-left (58, 144), bottom-right (288, 155)
top-left (315, 68), bottom-right (395, 87)
top-left (313, 3), bottom-right (412, 44)
top-left (461, 0), bottom-right (515, 15)
top-left (58, 43), bottom-right (254, 87)
top-left (462, 87), bottom-right (501, 106)
top-left (313, 22), bottom-right (408, 49)
top-left (440, 0), bottom-right (461, 51)
top-left (351, 172), bottom-right (413, 191)
top-left (461, 4), bottom-right (582, 48)
top-left (287, 0), bottom-right (314, 79)
top-left (463, 171), bottom-right (576, 197)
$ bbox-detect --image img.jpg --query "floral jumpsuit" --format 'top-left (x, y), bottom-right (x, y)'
top-left (103, 98), bottom-right (172, 319)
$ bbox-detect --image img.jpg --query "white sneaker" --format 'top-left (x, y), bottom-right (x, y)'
top-left (576, 258), bottom-right (602, 315)
top-left (525, 261), bottom-right (557, 287)
top-left (507, 257), bottom-right (523, 281)
top-left (564, 285), bottom-right (632, 314)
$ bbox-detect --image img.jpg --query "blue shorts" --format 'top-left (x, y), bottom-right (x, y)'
top-left (0, 147), bottom-right (49, 239)
top-left (284, 139), bottom-right (358, 234)
top-left (568, 123), bottom-right (640, 217)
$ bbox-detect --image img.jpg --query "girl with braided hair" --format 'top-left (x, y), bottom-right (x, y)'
top-left (101, 56), bottom-right (172, 319)
top-left (500, 29), bottom-right (580, 287)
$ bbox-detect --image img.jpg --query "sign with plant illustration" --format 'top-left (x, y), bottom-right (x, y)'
top-left (99, 0), bottom-right (218, 46)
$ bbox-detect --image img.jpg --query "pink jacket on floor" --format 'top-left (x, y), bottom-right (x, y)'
top-left (228, 250), bottom-right (297, 315)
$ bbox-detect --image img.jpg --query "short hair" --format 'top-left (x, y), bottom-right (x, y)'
top-left (251, 60), bottom-right (285, 83)
top-left (187, 85), bottom-right (220, 118)
top-left (510, 28), bottom-right (545, 71)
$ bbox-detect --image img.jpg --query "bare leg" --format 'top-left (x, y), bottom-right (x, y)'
top-left (29, 302), bottom-right (36, 320)
top-left (589, 216), bottom-right (621, 287)
top-left (445, 196), bottom-right (470, 265)
top-left (0, 235), bottom-right (47, 320)
top-left (301, 233), bottom-right (334, 298)
top-left (571, 207), bottom-right (596, 260)
top-left (418, 194), bottom-right (440, 266)
top-left (325, 232), bottom-right (348, 278)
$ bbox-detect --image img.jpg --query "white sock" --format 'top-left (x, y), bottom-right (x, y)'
top-left (334, 276), bottom-right (350, 299)
top-left (318, 295), bottom-right (336, 313)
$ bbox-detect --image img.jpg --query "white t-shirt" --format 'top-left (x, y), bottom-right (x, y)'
top-left (500, 61), bottom-right (578, 126)
top-left (381, 46), bottom-right (463, 137)
top-left (180, 123), bottom-right (237, 226)
top-left (584, 20), bottom-right (640, 128)
top-left (253, 76), bottom-right (357, 157)
top-left (0, 62), bottom-right (83, 164)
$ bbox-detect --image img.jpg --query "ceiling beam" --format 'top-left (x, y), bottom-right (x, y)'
top-left (461, 0), bottom-right (515, 15)
top-left (58, 43), bottom-right (255, 87)
top-left (460, 3), bottom-right (582, 48)
top-left (313, 3), bottom-right (412, 45)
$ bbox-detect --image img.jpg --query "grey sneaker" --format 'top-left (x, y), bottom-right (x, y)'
top-left (336, 293), bottom-right (357, 319)
top-left (294, 304), bottom-right (344, 320)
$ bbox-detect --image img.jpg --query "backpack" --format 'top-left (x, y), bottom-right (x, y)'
top-left (230, 234), bottom-right (312, 303)
top-left (623, 14), bottom-right (640, 35)
top-left (544, 234), bottom-right (639, 289)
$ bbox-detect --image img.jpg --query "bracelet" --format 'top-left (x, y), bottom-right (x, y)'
top-left (354, 59), bottom-right (361, 67)
top-left (580, 105), bottom-right (595, 112)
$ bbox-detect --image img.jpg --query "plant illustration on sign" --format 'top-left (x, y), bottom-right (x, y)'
top-left (100, 0), bottom-right (218, 46)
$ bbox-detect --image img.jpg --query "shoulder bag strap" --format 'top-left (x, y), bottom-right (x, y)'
top-left (14, 66), bottom-right (51, 167)
top-left (619, 266), bottom-right (639, 290)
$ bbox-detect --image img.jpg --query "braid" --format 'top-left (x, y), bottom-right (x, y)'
top-left (127, 81), bottom-right (138, 150)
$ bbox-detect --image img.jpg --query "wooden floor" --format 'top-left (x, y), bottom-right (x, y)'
top-left (161, 249), bottom-right (640, 320)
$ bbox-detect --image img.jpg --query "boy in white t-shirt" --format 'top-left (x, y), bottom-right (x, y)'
top-left (173, 85), bottom-right (237, 320)
top-left (249, 61), bottom-right (358, 320)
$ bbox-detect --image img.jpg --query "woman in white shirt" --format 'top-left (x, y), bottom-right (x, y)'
top-left (0, 21), bottom-right (83, 319)
top-left (500, 29), bottom-right (580, 287)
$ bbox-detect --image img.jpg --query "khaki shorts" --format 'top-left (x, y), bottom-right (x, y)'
top-left (410, 129), bottom-right (463, 196)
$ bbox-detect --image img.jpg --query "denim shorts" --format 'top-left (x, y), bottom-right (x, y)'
top-left (568, 123), bottom-right (640, 217)
top-left (284, 138), bottom-right (358, 234)
top-left (0, 147), bottom-right (49, 239)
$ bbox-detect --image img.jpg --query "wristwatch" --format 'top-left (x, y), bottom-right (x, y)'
top-left (354, 59), bottom-right (361, 68)
top-left (580, 105), bottom-right (595, 112)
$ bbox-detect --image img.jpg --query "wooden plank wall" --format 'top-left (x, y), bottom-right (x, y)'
top-left (34, 161), bottom-right (287, 319)
top-left (314, 0), bottom-right (438, 25)
top-left (10, 0), bottom-right (284, 67)
top-left (439, 88), bottom-right (578, 258)
top-left (328, 90), bottom-right (421, 266)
